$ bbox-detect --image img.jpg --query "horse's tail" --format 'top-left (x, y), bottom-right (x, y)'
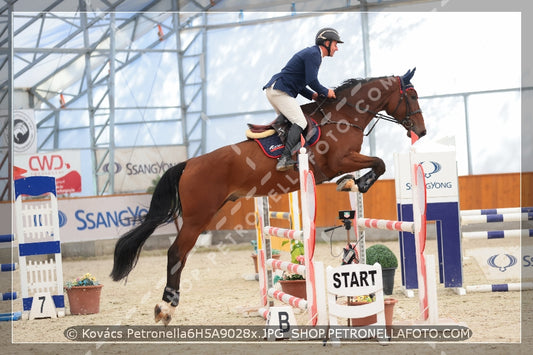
top-left (110, 161), bottom-right (187, 282)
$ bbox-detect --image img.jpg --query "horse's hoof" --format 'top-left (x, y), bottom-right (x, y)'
top-left (154, 302), bottom-right (175, 326)
top-left (154, 304), bottom-right (163, 323)
top-left (355, 171), bottom-right (378, 193)
top-left (336, 178), bottom-right (358, 192)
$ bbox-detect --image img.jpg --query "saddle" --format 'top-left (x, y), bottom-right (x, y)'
top-left (246, 114), bottom-right (317, 144)
top-left (246, 114), bottom-right (321, 159)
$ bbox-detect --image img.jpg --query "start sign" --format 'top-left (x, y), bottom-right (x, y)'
top-left (327, 263), bottom-right (383, 295)
top-left (331, 269), bottom-right (377, 288)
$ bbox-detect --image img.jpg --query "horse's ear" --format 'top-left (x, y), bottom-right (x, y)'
top-left (400, 67), bottom-right (416, 91)
top-left (401, 68), bottom-right (416, 83)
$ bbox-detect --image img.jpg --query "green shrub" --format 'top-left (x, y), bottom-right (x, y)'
top-left (366, 244), bottom-right (398, 268)
top-left (283, 273), bottom-right (305, 281)
top-left (282, 240), bottom-right (304, 264)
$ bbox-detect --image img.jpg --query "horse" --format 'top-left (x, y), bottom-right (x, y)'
top-left (110, 68), bottom-right (426, 325)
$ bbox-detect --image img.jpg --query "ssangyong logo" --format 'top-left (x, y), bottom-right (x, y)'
top-left (487, 253), bottom-right (517, 272)
top-left (58, 210), bottom-right (67, 227)
top-left (419, 161), bottom-right (442, 178)
top-left (102, 162), bottom-right (123, 174)
top-left (405, 160), bottom-right (452, 191)
top-left (125, 161), bottom-right (175, 175)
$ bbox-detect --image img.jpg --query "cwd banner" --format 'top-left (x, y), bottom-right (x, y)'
top-left (96, 146), bottom-right (187, 193)
top-left (14, 150), bottom-right (82, 194)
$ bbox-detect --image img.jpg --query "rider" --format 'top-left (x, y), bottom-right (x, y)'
top-left (263, 27), bottom-right (342, 171)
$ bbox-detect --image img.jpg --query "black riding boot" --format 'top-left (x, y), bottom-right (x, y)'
top-left (276, 124), bottom-right (304, 172)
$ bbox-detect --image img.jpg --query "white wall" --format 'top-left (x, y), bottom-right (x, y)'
top-left (204, 12), bottom-right (523, 177)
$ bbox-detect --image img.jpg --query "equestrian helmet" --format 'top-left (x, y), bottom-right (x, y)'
top-left (315, 28), bottom-right (344, 45)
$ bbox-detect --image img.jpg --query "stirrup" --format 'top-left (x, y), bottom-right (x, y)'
top-left (276, 156), bottom-right (297, 172)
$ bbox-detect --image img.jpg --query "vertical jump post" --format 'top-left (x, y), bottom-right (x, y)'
top-left (256, 148), bottom-right (327, 326)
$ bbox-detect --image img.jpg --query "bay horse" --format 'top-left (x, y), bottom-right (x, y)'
top-left (110, 68), bottom-right (426, 325)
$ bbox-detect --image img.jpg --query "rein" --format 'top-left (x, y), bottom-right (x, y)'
top-left (315, 78), bottom-right (422, 136)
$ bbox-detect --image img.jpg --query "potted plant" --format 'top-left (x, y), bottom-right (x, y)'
top-left (277, 240), bottom-right (306, 299)
top-left (365, 244), bottom-right (398, 295)
top-left (346, 294), bottom-right (397, 329)
top-left (286, 240), bottom-right (304, 265)
top-left (64, 273), bottom-right (103, 315)
top-left (250, 241), bottom-right (280, 273)
top-left (347, 294), bottom-right (377, 326)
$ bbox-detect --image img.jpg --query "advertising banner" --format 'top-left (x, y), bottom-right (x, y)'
top-left (4, 194), bottom-right (176, 243)
top-left (56, 194), bottom-right (176, 243)
top-left (394, 149), bottom-right (459, 204)
top-left (14, 150), bottom-right (82, 194)
top-left (13, 109), bottom-right (37, 154)
top-left (96, 146), bottom-right (187, 193)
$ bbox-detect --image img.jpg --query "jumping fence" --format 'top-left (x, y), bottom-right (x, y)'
top-left (255, 148), bottom-right (327, 326)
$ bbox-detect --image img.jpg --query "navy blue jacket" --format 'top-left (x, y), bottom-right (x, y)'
top-left (263, 45), bottom-right (329, 100)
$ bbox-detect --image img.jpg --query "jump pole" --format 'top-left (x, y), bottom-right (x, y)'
top-left (460, 207), bottom-right (533, 216)
top-left (460, 209), bottom-right (533, 240)
top-left (465, 282), bottom-right (533, 293)
top-left (461, 212), bottom-right (533, 226)
top-left (256, 148), bottom-right (327, 326)
top-left (462, 229), bottom-right (533, 240)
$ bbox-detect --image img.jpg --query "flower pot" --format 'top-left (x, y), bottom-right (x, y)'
top-left (347, 300), bottom-right (377, 326)
top-left (251, 253), bottom-right (280, 273)
top-left (279, 279), bottom-right (306, 299)
top-left (382, 267), bottom-right (396, 295)
top-left (66, 285), bottom-right (103, 315)
top-left (384, 298), bottom-right (398, 327)
top-left (345, 298), bottom-right (397, 328)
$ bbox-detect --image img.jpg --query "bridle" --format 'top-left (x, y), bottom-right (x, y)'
top-left (379, 84), bottom-right (422, 126)
top-left (315, 77), bottom-right (422, 136)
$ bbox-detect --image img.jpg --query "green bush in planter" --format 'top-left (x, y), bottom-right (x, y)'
top-left (366, 244), bottom-right (398, 269)
top-left (250, 240), bottom-right (280, 255)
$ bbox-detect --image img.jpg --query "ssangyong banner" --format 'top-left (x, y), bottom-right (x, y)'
top-left (7, 194), bottom-right (176, 243)
top-left (14, 150), bottom-right (82, 194)
top-left (96, 146), bottom-right (187, 193)
top-left (394, 149), bottom-right (459, 204)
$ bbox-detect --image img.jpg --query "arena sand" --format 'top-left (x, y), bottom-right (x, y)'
top-left (1, 239), bottom-right (531, 354)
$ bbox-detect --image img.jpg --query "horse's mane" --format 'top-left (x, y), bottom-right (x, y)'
top-left (334, 76), bottom-right (391, 95)
top-left (301, 75), bottom-right (394, 110)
